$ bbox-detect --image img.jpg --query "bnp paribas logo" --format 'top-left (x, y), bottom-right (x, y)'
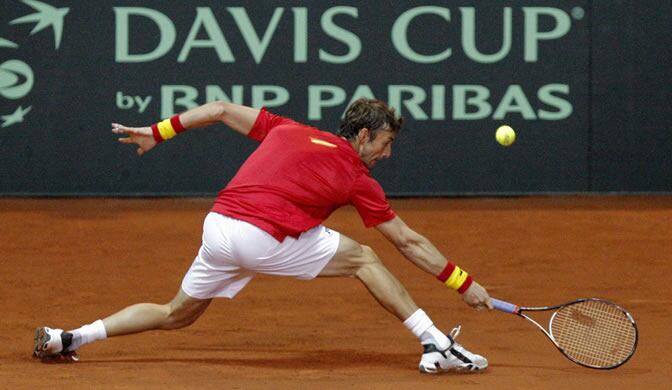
top-left (1, 0), bottom-right (68, 128)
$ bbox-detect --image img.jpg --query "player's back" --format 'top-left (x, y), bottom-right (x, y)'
top-left (212, 118), bottom-right (367, 241)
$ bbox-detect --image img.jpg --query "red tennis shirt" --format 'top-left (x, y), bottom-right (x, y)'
top-left (211, 108), bottom-right (396, 241)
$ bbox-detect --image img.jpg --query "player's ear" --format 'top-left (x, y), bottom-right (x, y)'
top-left (357, 128), bottom-right (370, 143)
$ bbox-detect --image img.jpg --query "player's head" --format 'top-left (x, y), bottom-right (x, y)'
top-left (337, 99), bottom-right (403, 168)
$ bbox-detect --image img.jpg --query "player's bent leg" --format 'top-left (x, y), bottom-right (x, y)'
top-left (318, 234), bottom-right (487, 374)
top-left (103, 288), bottom-right (211, 336)
top-left (318, 234), bottom-right (417, 321)
top-left (34, 289), bottom-right (211, 361)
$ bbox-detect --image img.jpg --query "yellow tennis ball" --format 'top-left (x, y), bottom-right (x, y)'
top-left (496, 125), bottom-right (516, 146)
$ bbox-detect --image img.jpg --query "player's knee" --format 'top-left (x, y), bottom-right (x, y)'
top-left (357, 245), bottom-right (381, 270)
top-left (162, 300), bottom-right (205, 330)
top-left (162, 306), bottom-right (195, 329)
top-left (324, 241), bottom-right (381, 277)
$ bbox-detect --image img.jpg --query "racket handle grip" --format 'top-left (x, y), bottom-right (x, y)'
top-left (491, 298), bottom-right (520, 314)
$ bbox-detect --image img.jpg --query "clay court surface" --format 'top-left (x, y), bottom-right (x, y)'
top-left (0, 197), bottom-right (670, 389)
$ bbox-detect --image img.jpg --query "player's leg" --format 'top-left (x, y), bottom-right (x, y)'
top-left (34, 212), bottom-right (248, 360)
top-left (102, 288), bottom-right (211, 336)
top-left (318, 234), bottom-right (487, 373)
top-left (318, 234), bottom-right (417, 320)
top-left (33, 288), bottom-right (211, 359)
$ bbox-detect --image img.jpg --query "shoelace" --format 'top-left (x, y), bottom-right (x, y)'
top-left (448, 325), bottom-right (471, 354)
top-left (447, 325), bottom-right (480, 361)
top-left (448, 325), bottom-right (462, 341)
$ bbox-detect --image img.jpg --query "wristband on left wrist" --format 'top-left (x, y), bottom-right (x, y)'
top-left (437, 262), bottom-right (474, 294)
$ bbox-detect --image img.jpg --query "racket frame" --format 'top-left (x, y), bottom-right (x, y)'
top-left (492, 298), bottom-right (638, 369)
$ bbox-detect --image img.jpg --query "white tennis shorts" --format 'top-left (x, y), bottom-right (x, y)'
top-left (181, 212), bottom-right (340, 299)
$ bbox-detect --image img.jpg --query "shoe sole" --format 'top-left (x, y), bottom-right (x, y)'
top-left (32, 328), bottom-right (80, 363)
top-left (419, 363), bottom-right (487, 374)
top-left (38, 351), bottom-right (80, 364)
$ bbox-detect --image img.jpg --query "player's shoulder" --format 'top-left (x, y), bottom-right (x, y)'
top-left (278, 122), bottom-right (340, 142)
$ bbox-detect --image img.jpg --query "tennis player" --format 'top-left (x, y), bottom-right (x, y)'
top-left (34, 99), bottom-right (492, 373)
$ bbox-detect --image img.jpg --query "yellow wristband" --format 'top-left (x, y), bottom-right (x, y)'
top-left (438, 262), bottom-right (474, 294)
top-left (444, 266), bottom-right (469, 290)
top-left (157, 118), bottom-right (177, 140)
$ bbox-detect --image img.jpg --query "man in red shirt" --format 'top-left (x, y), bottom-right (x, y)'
top-left (34, 99), bottom-right (492, 373)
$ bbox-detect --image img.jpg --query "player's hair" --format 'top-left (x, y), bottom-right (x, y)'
top-left (337, 99), bottom-right (403, 141)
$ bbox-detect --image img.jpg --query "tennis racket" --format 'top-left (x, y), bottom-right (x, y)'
top-left (491, 298), bottom-right (638, 369)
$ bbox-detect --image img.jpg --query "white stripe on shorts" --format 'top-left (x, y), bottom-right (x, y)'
top-left (181, 212), bottom-right (340, 299)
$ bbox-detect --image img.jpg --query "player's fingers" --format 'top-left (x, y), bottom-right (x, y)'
top-left (112, 126), bottom-right (129, 134)
top-left (112, 124), bottom-right (145, 136)
top-left (118, 137), bottom-right (133, 144)
top-left (467, 297), bottom-right (483, 310)
top-left (136, 147), bottom-right (144, 156)
top-left (485, 297), bottom-right (494, 310)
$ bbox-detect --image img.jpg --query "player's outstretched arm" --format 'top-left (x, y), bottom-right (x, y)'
top-left (112, 102), bottom-right (260, 155)
top-left (376, 216), bottom-right (492, 310)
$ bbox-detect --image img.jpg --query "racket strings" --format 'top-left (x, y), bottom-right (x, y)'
top-left (551, 300), bottom-right (636, 368)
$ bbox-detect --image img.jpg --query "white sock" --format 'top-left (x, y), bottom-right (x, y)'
top-left (67, 319), bottom-right (107, 351)
top-left (403, 309), bottom-right (451, 349)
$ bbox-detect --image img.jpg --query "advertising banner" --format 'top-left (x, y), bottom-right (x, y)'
top-left (0, 1), bottom-right (592, 195)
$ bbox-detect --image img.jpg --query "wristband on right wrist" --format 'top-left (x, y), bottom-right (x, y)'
top-left (437, 262), bottom-right (473, 294)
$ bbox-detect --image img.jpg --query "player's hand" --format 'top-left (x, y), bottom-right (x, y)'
top-left (462, 281), bottom-right (493, 311)
top-left (112, 123), bottom-right (157, 156)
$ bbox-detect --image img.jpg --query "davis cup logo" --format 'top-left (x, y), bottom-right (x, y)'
top-left (1, 0), bottom-right (68, 128)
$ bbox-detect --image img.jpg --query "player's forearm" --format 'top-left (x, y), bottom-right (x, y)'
top-left (178, 101), bottom-right (229, 129)
top-left (145, 103), bottom-right (223, 144)
top-left (149, 102), bottom-right (259, 143)
top-left (397, 234), bottom-right (448, 275)
top-left (399, 237), bottom-right (440, 275)
top-left (398, 233), bottom-right (474, 295)
top-left (377, 217), bottom-right (448, 275)
top-left (377, 216), bottom-right (473, 293)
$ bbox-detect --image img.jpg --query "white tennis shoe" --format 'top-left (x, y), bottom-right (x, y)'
top-left (33, 327), bottom-right (79, 362)
top-left (33, 327), bottom-right (64, 358)
top-left (418, 326), bottom-right (488, 374)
